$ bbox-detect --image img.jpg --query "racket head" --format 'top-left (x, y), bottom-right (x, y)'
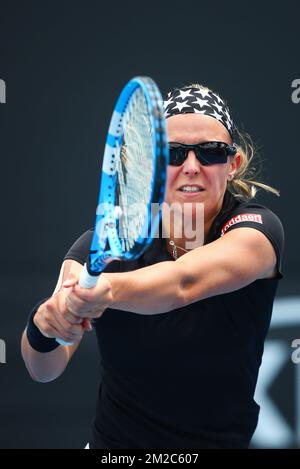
top-left (87, 76), bottom-right (169, 277)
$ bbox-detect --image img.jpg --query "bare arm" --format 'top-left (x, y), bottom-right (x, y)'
top-left (99, 228), bottom-right (277, 314)
top-left (21, 260), bottom-right (85, 383)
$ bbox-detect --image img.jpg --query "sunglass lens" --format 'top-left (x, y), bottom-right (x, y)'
top-left (169, 147), bottom-right (185, 166)
top-left (197, 143), bottom-right (228, 164)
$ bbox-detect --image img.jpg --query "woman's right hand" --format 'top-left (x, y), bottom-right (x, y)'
top-left (33, 287), bottom-right (92, 345)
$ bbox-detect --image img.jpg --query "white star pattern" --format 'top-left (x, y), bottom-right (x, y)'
top-left (194, 89), bottom-right (211, 99)
top-left (215, 94), bottom-right (224, 104)
top-left (174, 101), bottom-right (190, 112)
top-left (225, 118), bottom-right (233, 130)
top-left (191, 97), bottom-right (209, 108)
top-left (164, 87), bottom-right (234, 136)
top-left (213, 101), bottom-right (224, 114)
top-left (224, 109), bottom-right (231, 121)
top-left (178, 89), bottom-right (194, 100)
top-left (163, 97), bottom-right (174, 108)
top-left (209, 109), bottom-right (223, 121)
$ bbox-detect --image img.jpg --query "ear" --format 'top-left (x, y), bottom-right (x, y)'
top-left (228, 153), bottom-right (241, 180)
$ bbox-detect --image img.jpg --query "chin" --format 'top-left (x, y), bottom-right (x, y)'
top-left (165, 193), bottom-right (207, 219)
top-left (175, 191), bottom-right (207, 208)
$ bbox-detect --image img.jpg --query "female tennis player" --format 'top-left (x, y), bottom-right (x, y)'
top-left (21, 83), bottom-right (284, 449)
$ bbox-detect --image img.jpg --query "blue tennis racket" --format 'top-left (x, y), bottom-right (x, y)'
top-left (57, 76), bottom-right (169, 345)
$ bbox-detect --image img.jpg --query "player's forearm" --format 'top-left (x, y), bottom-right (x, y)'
top-left (104, 261), bottom-right (187, 315)
top-left (21, 331), bottom-right (70, 383)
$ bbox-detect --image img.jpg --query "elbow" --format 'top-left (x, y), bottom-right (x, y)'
top-left (175, 284), bottom-right (193, 310)
top-left (21, 333), bottom-right (66, 383)
top-left (22, 353), bottom-right (63, 383)
top-left (24, 359), bottom-right (65, 383)
top-left (26, 367), bottom-right (49, 383)
top-left (30, 374), bottom-right (59, 384)
top-left (175, 261), bottom-right (201, 309)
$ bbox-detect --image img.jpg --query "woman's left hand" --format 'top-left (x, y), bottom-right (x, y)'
top-left (62, 274), bottom-right (113, 324)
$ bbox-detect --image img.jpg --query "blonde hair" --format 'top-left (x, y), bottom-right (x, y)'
top-left (180, 83), bottom-right (280, 200)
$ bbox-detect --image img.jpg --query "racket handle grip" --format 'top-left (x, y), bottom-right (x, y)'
top-left (56, 338), bottom-right (73, 346)
top-left (79, 263), bottom-right (100, 289)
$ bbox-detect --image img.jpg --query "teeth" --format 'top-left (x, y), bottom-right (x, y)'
top-left (180, 186), bottom-right (202, 192)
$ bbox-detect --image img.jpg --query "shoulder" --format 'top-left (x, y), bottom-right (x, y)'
top-left (63, 228), bottom-right (121, 273)
top-left (220, 201), bottom-right (284, 240)
top-left (217, 199), bottom-right (284, 279)
top-left (63, 228), bottom-right (94, 265)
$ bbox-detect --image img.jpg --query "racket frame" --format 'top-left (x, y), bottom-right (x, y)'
top-left (81, 76), bottom-right (169, 286)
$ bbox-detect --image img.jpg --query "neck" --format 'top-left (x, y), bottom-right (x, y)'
top-left (164, 200), bottom-right (224, 258)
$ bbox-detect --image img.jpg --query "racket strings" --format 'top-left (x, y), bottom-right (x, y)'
top-left (117, 88), bottom-right (155, 251)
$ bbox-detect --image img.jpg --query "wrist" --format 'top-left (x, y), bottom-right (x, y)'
top-left (26, 298), bottom-right (60, 353)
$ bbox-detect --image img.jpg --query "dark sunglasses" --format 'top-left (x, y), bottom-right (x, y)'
top-left (168, 141), bottom-right (237, 166)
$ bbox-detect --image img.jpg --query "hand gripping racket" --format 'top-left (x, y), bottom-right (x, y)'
top-left (57, 76), bottom-right (169, 345)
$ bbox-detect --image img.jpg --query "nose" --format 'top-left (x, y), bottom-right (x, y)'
top-left (182, 150), bottom-right (201, 176)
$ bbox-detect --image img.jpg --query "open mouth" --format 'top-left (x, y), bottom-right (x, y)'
top-left (177, 185), bottom-right (205, 193)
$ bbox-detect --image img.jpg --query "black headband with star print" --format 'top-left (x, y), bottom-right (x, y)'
top-left (164, 87), bottom-right (235, 139)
